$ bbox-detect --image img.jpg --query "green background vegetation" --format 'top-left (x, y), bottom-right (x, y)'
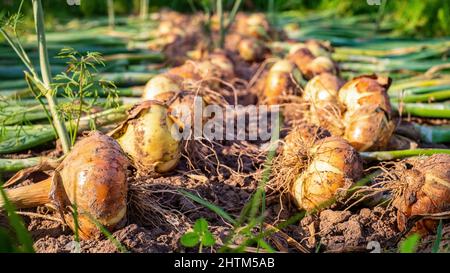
top-left (0, 0), bottom-right (449, 37)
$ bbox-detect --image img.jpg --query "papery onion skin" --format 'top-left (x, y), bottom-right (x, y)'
top-left (338, 74), bottom-right (392, 114)
top-left (59, 131), bottom-right (129, 240)
top-left (343, 106), bottom-right (395, 151)
top-left (393, 154), bottom-right (450, 234)
top-left (306, 56), bottom-right (338, 77)
top-left (303, 73), bottom-right (343, 107)
top-left (263, 60), bottom-right (299, 105)
top-left (111, 101), bottom-right (181, 175)
top-left (291, 136), bottom-right (363, 212)
top-left (338, 74), bottom-right (395, 151)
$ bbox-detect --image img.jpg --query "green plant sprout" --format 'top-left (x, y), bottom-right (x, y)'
top-left (399, 233), bottom-right (421, 253)
top-left (180, 218), bottom-right (216, 253)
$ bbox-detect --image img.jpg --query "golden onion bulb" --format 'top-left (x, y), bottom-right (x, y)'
top-left (306, 56), bottom-right (338, 77)
top-left (263, 60), bottom-right (300, 105)
top-left (338, 75), bottom-right (392, 113)
top-left (290, 136), bottom-right (363, 212)
top-left (338, 75), bottom-right (394, 151)
top-left (111, 101), bottom-right (181, 174)
top-left (343, 105), bottom-right (395, 151)
top-left (142, 74), bottom-right (182, 102)
top-left (303, 73), bottom-right (343, 107)
top-left (288, 47), bottom-right (316, 79)
top-left (305, 40), bottom-right (332, 58)
top-left (238, 38), bottom-right (266, 62)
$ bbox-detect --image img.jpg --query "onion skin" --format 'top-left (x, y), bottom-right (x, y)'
top-left (142, 74), bottom-right (182, 101)
top-left (339, 75), bottom-right (395, 151)
top-left (167, 62), bottom-right (202, 82)
top-left (263, 60), bottom-right (299, 105)
top-left (303, 73), bottom-right (345, 136)
top-left (58, 131), bottom-right (129, 239)
top-left (343, 106), bottom-right (395, 151)
top-left (291, 136), bottom-right (363, 212)
top-left (111, 101), bottom-right (181, 175)
top-left (0, 132), bottom-right (129, 240)
top-left (305, 40), bottom-right (333, 58)
top-left (339, 75), bottom-right (392, 114)
top-left (393, 154), bottom-right (450, 234)
top-left (306, 56), bottom-right (338, 77)
top-left (236, 13), bottom-right (270, 39)
top-left (288, 47), bottom-right (316, 79)
top-left (238, 38), bottom-right (266, 62)
top-left (303, 73), bottom-right (343, 107)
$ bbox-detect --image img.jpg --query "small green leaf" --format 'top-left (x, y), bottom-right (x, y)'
top-left (202, 231), bottom-right (216, 247)
top-left (180, 232), bottom-right (200, 248)
top-left (400, 233), bottom-right (421, 253)
top-left (194, 218), bottom-right (209, 233)
top-left (432, 220), bottom-right (443, 253)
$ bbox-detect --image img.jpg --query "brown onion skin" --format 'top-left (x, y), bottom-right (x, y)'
top-left (394, 154), bottom-right (450, 234)
top-left (59, 131), bottom-right (129, 240)
top-left (291, 136), bottom-right (363, 212)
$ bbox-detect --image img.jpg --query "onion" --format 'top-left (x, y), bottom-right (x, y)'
top-left (288, 47), bottom-right (316, 79)
top-left (338, 75), bottom-right (392, 114)
top-left (263, 60), bottom-right (300, 104)
top-left (142, 74), bottom-right (182, 101)
top-left (303, 73), bottom-right (343, 108)
top-left (236, 13), bottom-right (270, 39)
top-left (303, 73), bottom-right (345, 136)
top-left (339, 75), bottom-right (395, 151)
top-left (238, 37), bottom-right (266, 62)
top-left (390, 154), bottom-right (450, 234)
top-left (342, 105), bottom-right (395, 151)
top-left (306, 56), bottom-right (338, 77)
top-left (290, 136), bottom-right (363, 212)
top-left (110, 101), bottom-right (181, 175)
top-left (1, 132), bottom-right (129, 240)
top-left (304, 40), bottom-right (333, 58)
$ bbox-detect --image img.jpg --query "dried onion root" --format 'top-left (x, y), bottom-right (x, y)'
top-left (0, 132), bottom-right (129, 240)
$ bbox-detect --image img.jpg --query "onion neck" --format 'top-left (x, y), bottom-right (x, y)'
top-left (0, 177), bottom-right (52, 209)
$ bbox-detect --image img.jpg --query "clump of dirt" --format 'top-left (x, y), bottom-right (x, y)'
top-left (301, 207), bottom-right (399, 252)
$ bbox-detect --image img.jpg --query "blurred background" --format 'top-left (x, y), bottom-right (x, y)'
top-left (0, 0), bottom-right (449, 37)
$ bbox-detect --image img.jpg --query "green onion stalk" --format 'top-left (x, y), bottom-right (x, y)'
top-left (0, 157), bottom-right (59, 173)
top-left (391, 102), bottom-right (450, 119)
top-left (140, 0), bottom-right (149, 21)
top-left (361, 149), bottom-right (450, 161)
top-left (413, 123), bottom-right (450, 144)
top-left (107, 0), bottom-right (115, 30)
